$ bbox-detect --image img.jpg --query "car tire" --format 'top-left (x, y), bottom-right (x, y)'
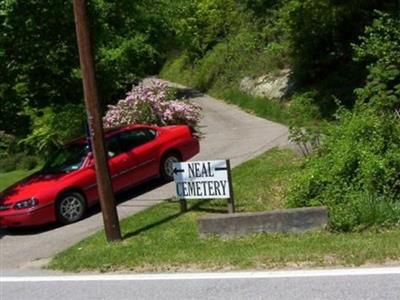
top-left (56, 191), bottom-right (86, 224)
top-left (160, 152), bottom-right (181, 181)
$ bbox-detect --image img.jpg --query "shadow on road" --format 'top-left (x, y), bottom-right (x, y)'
top-left (175, 87), bottom-right (203, 100)
top-left (0, 178), bottom-right (230, 240)
top-left (0, 223), bottom-right (60, 239)
top-left (0, 178), bottom-right (169, 239)
top-left (117, 178), bottom-right (166, 203)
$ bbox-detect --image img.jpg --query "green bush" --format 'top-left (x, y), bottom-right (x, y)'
top-left (278, 0), bottom-right (390, 82)
top-left (0, 153), bottom-right (39, 173)
top-left (0, 153), bottom-right (36, 173)
top-left (20, 104), bottom-right (85, 157)
top-left (287, 92), bottom-right (324, 157)
top-left (239, 0), bottom-right (283, 19)
top-left (97, 35), bottom-right (161, 102)
top-left (286, 108), bottom-right (400, 231)
top-left (353, 11), bottom-right (400, 71)
top-left (162, 24), bottom-right (290, 93)
top-left (17, 155), bottom-right (39, 171)
top-left (0, 157), bottom-right (17, 173)
top-left (160, 54), bottom-right (194, 86)
top-left (171, 0), bottom-right (242, 59)
top-left (0, 131), bottom-right (17, 156)
top-left (286, 12), bottom-right (400, 232)
top-left (288, 92), bottom-right (321, 125)
top-left (352, 12), bottom-right (400, 114)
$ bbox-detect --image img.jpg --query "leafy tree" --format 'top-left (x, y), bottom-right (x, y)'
top-left (91, 0), bottom-right (171, 103)
top-left (0, 0), bottom-right (80, 134)
top-left (353, 11), bottom-right (400, 114)
top-left (238, 0), bottom-right (283, 18)
top-left (0, 0), bottom-right (170, 138)
top-left (20, 104), bottom-right (86, 156)
top-left (168, 0), bottom-right (243, 59)
top-left (279, 0), bottom-right (396, 82)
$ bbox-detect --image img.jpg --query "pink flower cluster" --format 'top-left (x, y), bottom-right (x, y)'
top-left (103, 80), bottom-right (202, 129)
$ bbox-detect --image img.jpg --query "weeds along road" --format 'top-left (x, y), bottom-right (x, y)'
top-left (0, 80), bottom-right (289, 274)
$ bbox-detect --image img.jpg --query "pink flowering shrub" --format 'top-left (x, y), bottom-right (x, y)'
top-left (103, 80), bottom-right (202, 129)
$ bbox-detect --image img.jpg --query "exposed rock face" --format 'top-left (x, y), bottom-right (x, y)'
top-left (239, 69), bottom-right (295, 100)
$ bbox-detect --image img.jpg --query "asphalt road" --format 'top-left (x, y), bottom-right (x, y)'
top-left (0, 81), bottom-right (289, 274)
top-left (2, 268), bottom-right (400, 300)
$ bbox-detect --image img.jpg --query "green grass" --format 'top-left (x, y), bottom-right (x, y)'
top-left (206, 148), bottom-right (301, 212)
top-left (215, 89), bottom-right (291, 126)
top-left (48, 149), bottom-right (400, 272)
top-left (0, 168), bottom-right (39, 192)
top-left (49, 203), bottom-right (400, 272)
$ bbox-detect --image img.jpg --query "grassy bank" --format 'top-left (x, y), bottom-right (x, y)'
top-left (48, 149), bottom-right (400, 272)
top-left (216, 89), bottom-right (290, 125)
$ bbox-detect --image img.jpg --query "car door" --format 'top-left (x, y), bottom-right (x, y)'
top-left (106, 134), bottom-right (135, 192)
top-left (118, 128), bottom-right (159, 186)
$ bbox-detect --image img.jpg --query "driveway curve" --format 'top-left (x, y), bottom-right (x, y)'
top-left (0, 80), bottom-right (289, 275)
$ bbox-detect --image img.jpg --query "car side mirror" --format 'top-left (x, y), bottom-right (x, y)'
top-left (87, 152), bottom-right (94, 160)
top-left (108, 151), bottom-right (116, 158)
top-left (82, 152), bottom-right (95, 168)
top-left (88, 152), bottom-right (95, 166)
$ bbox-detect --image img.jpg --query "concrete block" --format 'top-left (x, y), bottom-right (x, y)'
top-left (197, 207), bottom-right (328, 236)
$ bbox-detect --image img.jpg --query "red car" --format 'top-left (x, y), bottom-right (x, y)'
top-left (0, 124), bottom-right (199, 228)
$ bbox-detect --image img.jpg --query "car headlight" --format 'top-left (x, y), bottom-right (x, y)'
top-left (0, 204), bottom-right (12, 211)
top-left (14, 198), bottom-right (39, 209)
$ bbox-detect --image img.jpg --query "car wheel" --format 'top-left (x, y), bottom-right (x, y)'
top-left (160, 153), bottom-right (181, 181)
top-left (56, 192), bottom-right (86, 224)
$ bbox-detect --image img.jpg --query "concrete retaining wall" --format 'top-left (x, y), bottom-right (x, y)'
top-left (197, 207), bottom-right (328, 236)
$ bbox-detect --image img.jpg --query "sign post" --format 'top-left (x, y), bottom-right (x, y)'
top-left (173, 160), bottom-right (235, 213)
top-left (226, 160), bottom-right (235, 214)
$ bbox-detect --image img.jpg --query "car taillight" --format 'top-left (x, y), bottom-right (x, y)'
top-left (14, 198), bottom-right (39, 209)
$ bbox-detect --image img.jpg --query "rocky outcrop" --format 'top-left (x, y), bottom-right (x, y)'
top-left (239, 69), bottom-right (296, 100)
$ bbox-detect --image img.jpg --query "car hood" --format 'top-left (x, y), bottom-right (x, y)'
top-left (0, 172), bottom-right (65, 205)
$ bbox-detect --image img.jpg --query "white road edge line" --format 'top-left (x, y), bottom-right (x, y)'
top-left (2, 267), bottom-right (400, 282)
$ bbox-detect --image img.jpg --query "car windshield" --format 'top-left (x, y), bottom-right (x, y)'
top-left (42, 143), bottom-right (90, 173)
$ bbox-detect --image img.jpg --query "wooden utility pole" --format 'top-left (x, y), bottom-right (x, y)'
top-left (72, 0), bottom-right (121, 242)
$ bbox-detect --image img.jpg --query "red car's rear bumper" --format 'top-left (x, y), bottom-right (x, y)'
top-left (0, 204), bottom-right (56, 228)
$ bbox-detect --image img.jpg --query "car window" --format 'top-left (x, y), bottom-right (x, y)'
top-left (106, 135), bottom-right (122, 158)
top-left (42, 143), bottom-right (90, 173)
top-left (119, 129), bottom-right (156, 152)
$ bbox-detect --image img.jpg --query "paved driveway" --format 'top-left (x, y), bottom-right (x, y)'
top-left (0, 82), bottom-right (288, 274)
